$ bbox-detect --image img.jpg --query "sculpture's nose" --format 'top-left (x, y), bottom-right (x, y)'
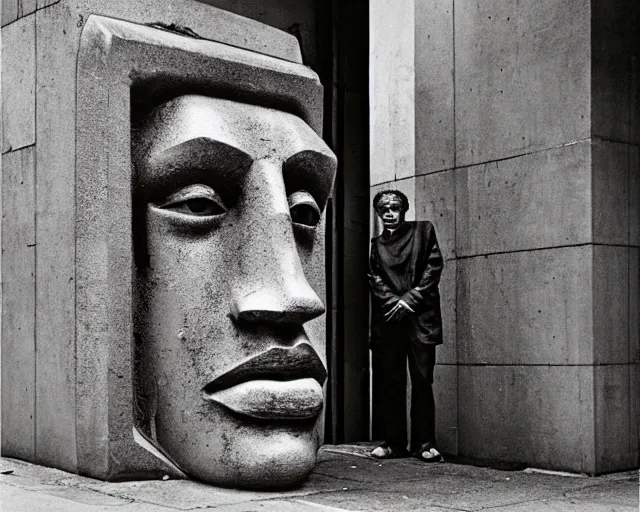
top-left (230, 160), bottom-right (325, 326)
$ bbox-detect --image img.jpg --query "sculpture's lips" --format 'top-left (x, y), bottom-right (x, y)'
top-left (202, 343), bottom-right (327, 394)
top-left (201, 343), bottom-right (327, 420)
top-left (204, 378), bottom-right (323, 420)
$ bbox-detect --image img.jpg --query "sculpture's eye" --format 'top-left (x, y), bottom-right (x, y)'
top-left (159, 184), bottom-right (226, 217)
top-left (288, 190), bottom-right (321, 227)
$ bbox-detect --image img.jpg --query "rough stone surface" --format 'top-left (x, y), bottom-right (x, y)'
top-left (592, 139), bottom-right (632, 246)
top-left (458, 246), bottom-right (593, 365)
top-left (456, 142), bottom-right (591, 257)
top-left (1, 13), bottom-right (36, 153)
top-left (630, 248), bottom-right (640, 363)
top-left (591, 1), bottom-right (639, 144)
top-left (415, 170), bottom-right (455, 261)
top-left (415, 0), bottom-right (454, 174)
top-left (458, 365), bottom-right (595, 473)
top-left (370, 0), bottom-right (415, 184)
top-left (131, 95), bottom-right (336, 488)
top-left (592, 245), bottom-right (630, 365)
top-left (1, 0), bottom-right (37, 26)
top-left (196, 0), bottom-right (317, 69)
top-left (33, 3), bottom-right (78, 472)
top-left (594, 364), bottom-right (634, 473)
top-left (1, 147), bottom-right (36, 461)
top-left (629, 145), bottom-right (639, 247)
top-left (433, 363), bottom-right (457, 455)
top-left (2, 450), bottom-right (638, 511)
top-left (454, 0), bottom-right (591, 166)
top-left (436, 259), bottom-right (456, 366)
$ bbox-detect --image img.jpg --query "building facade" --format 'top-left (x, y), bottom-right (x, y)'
top-left (1, 0), bottom-right (638, 475)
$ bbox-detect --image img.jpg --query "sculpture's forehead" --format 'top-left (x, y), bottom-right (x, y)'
top-left (143, 95), bottom-right (331, 160)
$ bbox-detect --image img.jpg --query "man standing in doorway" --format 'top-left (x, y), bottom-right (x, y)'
top-left (368, 190), bottom-right (444, 462)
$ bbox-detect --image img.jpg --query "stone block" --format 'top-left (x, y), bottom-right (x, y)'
top-left (592, 140), bottom-right (630, 246)
top-left (591, 1), bottom-right (637, 144)
top-left (370, 0), bottom-right (415, 184)
top-left (197, 0), bottom-right (316, 68)
top-left (592, 245), bottom-right (629, 365)
top-left (1, 147), bottom-right (36, 460)
top-left (1, 14), bottom-right (35, 152)
top-left (36, 0), bottom-right (60, 8)
top-left (457, 246), bottom-right (593, 365)
top-left (370, 179), bottom-right (416, 237)
top-left (415, 0), bottom-right (454, 174)
top-left (415, 169), bottom-right (455, 260)
top-left (630, 248), bottom-right (639, 363)
top-left (456, 143), bottom-right (591, 257)
top-left (594, 365), bottom-right (634, 473)
top-left (34, 4), bottom-right (77, 471)
top-left (630, 145), bottom-right (639, 247)
top-left (458, 365), bottom-right (595, 473)
top-left (454, 0), bottom-right (590, 166)
top-left (630, 364), bottom-right (639, 467)
top-left (433, 363), bottom-right (457, 455)
top-left (69, 13), bottom-right (330, 487)
top-left (438, 259), bottom-right (456, 365)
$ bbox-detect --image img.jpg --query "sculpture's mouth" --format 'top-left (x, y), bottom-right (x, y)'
top-left (202, 343), bottom-right (326, 421)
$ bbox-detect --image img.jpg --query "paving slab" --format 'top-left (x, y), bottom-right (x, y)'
top-left (0, 447), bottom-right (637, 511)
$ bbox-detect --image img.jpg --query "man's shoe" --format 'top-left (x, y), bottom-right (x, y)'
top-left (370, 444), bottom-right (408, 459)
top-left (414, 443), bottom-right (443, 463)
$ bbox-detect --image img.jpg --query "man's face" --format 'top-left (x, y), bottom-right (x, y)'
top-left (376, 194), bottom-right (405, 230)
top-left (133, 96), bottom-right (336, 488)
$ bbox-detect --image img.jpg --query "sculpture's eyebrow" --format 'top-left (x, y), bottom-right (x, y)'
top-left (282, 150), bottom-right (337, 210)
top-left (139, 137), bottom-right (253, 194)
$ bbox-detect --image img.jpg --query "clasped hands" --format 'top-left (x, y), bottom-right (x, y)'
top-left (384, 298), bottom-right (415, 322)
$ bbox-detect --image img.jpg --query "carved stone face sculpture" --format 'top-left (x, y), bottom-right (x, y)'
top-left (132, 95), bottom-right (337, 488)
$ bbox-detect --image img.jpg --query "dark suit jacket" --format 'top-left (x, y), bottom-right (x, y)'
top-left (369, 220), bottom-right (444, 346)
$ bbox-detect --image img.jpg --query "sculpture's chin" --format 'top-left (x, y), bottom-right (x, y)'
top-left (157, 420), bottom-right (321, 490)
top-left (192, 440), bottom-right (318, 490)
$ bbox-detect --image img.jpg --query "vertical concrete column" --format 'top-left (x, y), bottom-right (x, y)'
top-left (369, 0), bottom-right (415, 187)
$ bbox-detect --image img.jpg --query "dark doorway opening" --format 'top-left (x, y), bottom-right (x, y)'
top-left (317, 0), bottom-right (371, 444)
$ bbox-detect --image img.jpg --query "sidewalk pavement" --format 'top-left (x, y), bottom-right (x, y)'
top-left (1, 444), bottom-right (638, 511)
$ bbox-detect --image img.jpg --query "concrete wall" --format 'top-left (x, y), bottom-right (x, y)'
top-left (370, 0), bottom-right (639, 474)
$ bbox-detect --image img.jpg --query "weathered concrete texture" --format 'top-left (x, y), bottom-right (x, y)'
top-left (630, 363), bottom-right (640, 466)
top-left (592, 139), bottom-right (634, 246)
top-left (436, 258), bottom-right (456, 365)
top-left (33, 2), bottom-right (77, 472)
top-left (458, 246), bottom-right (593, 365)
top-left (370, 0), bottom-right (415, 184)
top-left (2, 450), bottom-right (638, 512)
top-left (1, 147), bottom-right (36, 461)
top-left (594, 364), bottom-right (635, 473)
top-left (196, 0), bottom-right (317, 69)
top-left (414, 0), bottom-right (454, 174)
top-left (630, 145), bottom-right (639, 247)
top-left (454, 0), bottom-right (591, 166)
top-left (630, 248), bottom-right (640, 363)
top-left (456, 142), bottom-right (591, 257)
top-left (415, 170), bottom-right (455, 261)
top-left (591, 0), bottom-right (639, 144)
top-left (433, 363), bottom-right (457, 456)
top-left (1, 0), bottom-right (37, 26)
top-left (458, 365), bottom-right (596, 473)
top-left (592, 245), bottom-right (630, 365)
top-left (1, 13), bottom-right (35, 153)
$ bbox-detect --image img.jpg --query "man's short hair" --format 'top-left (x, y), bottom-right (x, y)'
top-left (372, 189), bottom-right (410, 212)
